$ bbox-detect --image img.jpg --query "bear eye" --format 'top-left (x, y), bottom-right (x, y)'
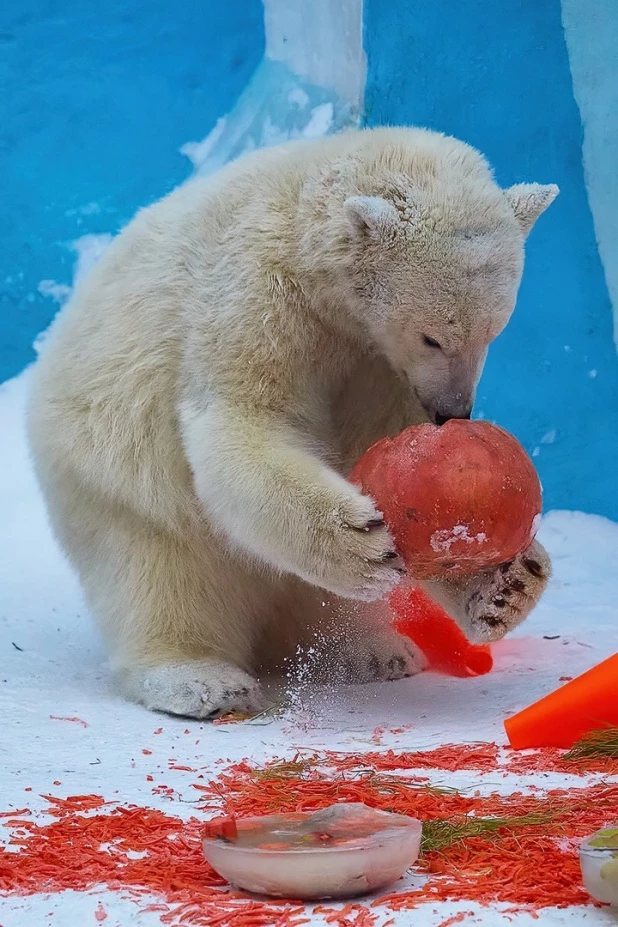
top-left (423, 335), bottom-right (442, 349)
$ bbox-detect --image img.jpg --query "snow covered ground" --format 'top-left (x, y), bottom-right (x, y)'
top-left (1, 370), bottom-right (618, 926)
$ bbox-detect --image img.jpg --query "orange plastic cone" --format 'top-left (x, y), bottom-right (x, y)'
top-left (504, 652), bottom-right (618, 749)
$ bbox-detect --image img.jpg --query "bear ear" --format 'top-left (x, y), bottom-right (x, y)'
top-left (505, 183), bottom-right (559, 235)
top-left (344, 195), bottom-right (400, 241)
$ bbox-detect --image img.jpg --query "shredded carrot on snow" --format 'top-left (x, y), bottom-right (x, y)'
top-left (49, 715), bottom-right (89, 728)
top-left (1, 744), bottom-right (616, 925)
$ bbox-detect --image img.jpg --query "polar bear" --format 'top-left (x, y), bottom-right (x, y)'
top-left (28, 127), bottom-right (557, 718)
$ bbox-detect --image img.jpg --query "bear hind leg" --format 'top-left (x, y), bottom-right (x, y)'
top-left (67, 498), bottom-right (268, 719)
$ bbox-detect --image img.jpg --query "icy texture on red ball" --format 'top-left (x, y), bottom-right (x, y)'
top-left (351, 420), bottom-right (542, 578)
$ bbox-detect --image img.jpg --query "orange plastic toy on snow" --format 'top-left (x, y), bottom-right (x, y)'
top-left (389, 582), bottom-right (493, 678)
top-left (504, 652), bottom-right (618, 749)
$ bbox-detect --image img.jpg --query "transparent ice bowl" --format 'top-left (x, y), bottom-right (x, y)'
top-left (580, 827), bottom-right (618, 905)
top-left (202, 802), bottom-right (422, 900)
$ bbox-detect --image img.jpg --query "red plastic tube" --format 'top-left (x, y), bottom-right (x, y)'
top-left (390, 583), bottom-right (493, 678)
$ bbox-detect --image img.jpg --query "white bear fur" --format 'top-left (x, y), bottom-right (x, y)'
top-left (27, 127), bottom-right (558, 718)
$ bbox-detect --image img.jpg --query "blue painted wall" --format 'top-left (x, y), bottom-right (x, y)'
top-left (364, 0), bottom-right (618, 519)
top-left (1, 0), bottom-right (264, 381)
top-left (3, 0), bottom-right (617, 520)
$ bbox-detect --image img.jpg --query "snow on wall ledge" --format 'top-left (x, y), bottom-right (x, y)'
top-left (182, 0), bottom-right (364, 177)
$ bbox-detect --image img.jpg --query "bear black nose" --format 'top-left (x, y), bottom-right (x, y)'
top-left (435, 409), bottom-right (472, 426)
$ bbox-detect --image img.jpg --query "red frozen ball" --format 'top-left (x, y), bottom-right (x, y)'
top-left (351, 420), bottom-right (542, 578)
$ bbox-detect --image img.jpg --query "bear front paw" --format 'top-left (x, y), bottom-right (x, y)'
top-left (308, 490), bottom-right (406, 601)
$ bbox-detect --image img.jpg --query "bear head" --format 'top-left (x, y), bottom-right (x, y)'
top-left (340, 166), bottom-right (558, 425)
